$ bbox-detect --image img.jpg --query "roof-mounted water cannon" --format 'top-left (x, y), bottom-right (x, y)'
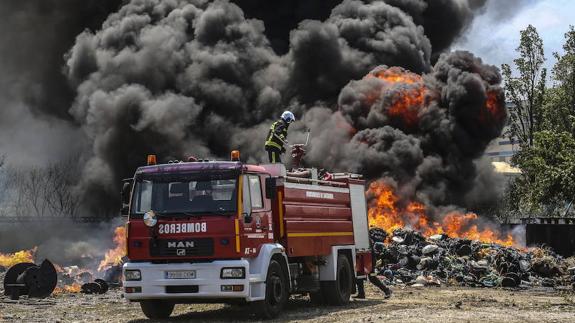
top-left (147, 154), bottom-right (157, 166)
top-left (291, 129), bottom-right (310, 169)
top-left (231, 150), bottom-right (240, 161)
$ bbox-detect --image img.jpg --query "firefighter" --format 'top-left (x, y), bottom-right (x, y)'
top-left (264, 111), bottom-right (295, 163)
top-left (355, 228), bottom-right (392, 299)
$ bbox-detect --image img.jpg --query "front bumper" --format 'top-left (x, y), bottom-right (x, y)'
top-left (123, 260), bottom-right (250, 301)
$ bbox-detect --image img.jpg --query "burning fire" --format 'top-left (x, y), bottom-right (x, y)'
top-left (366, 67), bottom-right (426, 128)
top-left (1, 226), bottom-right (126, 296)
top-left (368, 67), bottom-right (422, 85)
top-left (54, 283), bottom-right (82, 294)
top-left (0, 248), bottom-right (84, 294)
top-left (97, 226), bottom-right (127, 272)
top-left (483, 90), bottom-right (505, 122)
top-left (367, 181), bottom-right (516, 247)
top-left (0, 247), bottom-right (37, 268)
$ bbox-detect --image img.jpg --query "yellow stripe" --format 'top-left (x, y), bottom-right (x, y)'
top-left (235, 176), bottom-right (243, 253)
top-left (265, 141), bottom-right (282, 150)
top-left (235, 219), bottom-right (240, 253)
top-left (287, 232), bottom-right (354, 238)
top-left (237, 176), bottom-right (243, 216)
top-left (124, 222), bottom-right (130, 256)
top-left (278, 191), bottom-right (284, 238)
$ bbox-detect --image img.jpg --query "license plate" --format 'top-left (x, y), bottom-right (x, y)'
top-left (165, 270), bottom-right (196, 279)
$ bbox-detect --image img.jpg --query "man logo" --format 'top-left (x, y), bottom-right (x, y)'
top-left (177, 249), bottom-right (186, 256)
top-left (168, 241), bottom-right (195, 248)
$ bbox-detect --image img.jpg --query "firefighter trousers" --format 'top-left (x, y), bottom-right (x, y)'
top-left (266, 147), bottom-right (282, 163)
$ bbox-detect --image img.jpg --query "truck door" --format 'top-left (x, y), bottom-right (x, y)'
top-left (240, 174), bottom-right (272, 256)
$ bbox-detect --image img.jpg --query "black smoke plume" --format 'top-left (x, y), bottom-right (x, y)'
top-left (0, 0), bottom-right (122, 118)
top-left (1, 0), bottom-right (506, 216)
top-left (302, 52), bottom-right (506, 209)
top-left (0, 1), bottom-right (123, 166)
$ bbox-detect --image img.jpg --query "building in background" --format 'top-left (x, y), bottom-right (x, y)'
top-left (485, 102), bottom-right (522, 178)
top-left (485, 136), bottom-right (520, 163)
top-left (485, 102), bottom-right (521, 163)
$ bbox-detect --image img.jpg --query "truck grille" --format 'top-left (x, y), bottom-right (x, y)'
top-left (150, 238), bottom-right (214, 257)
top-left (166, 285), bottom-right (199, 293)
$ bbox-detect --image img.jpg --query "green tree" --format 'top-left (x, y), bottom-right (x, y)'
top-left (544, 26), bottom-right (575, 133)
top-left (512, 131), bottom-right (575, 212)
top-left (502, 25), bottom-right (547, 148)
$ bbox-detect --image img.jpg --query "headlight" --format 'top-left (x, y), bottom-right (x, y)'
top-left (143, 210), bottom-right (157, 227)
top-left (124, 269), bottom-right (141, 281)
top-left (221, 267), bottom-right (245, 279)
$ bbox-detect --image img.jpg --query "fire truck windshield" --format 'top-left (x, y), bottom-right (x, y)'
top-left (131, 175), bottom-right (238, 217)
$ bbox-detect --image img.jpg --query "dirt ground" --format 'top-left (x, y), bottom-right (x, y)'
top-left (1, 282), bottom-right (575, 323)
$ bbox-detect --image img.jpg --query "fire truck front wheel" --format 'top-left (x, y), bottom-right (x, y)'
top-left (322, 254), bottom-right (353, 306)
top-left (254, 259), bottom-right (289, 319)
top-left (140, 300), bottom-right (175, 319)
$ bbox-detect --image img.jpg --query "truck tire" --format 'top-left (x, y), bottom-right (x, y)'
top-left (140, 300), bottom-right (175, 319)
top-left (254, 259), bottom-right (289, 319)
top-left (321, 254), bottom-right (353, 306)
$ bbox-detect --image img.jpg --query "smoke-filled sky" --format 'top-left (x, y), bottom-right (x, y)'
top-left (455, 0), bottom-right (573, 75)
top-left (0, 0), bottom-right (534, 216)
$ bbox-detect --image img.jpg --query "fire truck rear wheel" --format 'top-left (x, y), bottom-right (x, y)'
top-left (140, 300), bottom-right (175, 319)
top-left (322, 254), bottom-right (353, 306)
top-left (254, 259), bottom-right (288, 319)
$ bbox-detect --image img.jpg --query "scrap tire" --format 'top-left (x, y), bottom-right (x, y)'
top-left (321, 254), bottom-right (353, 306)
top-left (254, 259), bottom-right (289, 319)
top-left (140, 300), bottom-right (175, 319)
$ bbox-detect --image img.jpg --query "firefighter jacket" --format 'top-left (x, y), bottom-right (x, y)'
top-left (265, 120), bottom-right (288, 151)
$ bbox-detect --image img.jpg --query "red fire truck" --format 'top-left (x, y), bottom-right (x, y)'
top-left (122, 152), bottom-right (372, 319)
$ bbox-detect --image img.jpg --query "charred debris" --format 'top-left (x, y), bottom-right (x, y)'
top-left (370, 228), bottom-right (575, 290)
top-left (1, 259), bottom-right (121, 300)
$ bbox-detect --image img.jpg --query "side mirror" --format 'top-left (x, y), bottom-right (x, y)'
top-left (265, 177), bottom-right (277, 200)
top-left (121, 178), bottom-right (133, 216)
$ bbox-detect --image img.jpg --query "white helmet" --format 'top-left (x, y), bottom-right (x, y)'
top-left (281, 111), bottom-right (295, 123)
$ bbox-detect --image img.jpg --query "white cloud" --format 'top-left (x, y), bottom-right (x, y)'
top-left (454, 0), bottom-right (574, 72)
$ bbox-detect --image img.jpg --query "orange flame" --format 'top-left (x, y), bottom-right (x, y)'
top-left (485, 90), bottom-right (505, 121)
top-left (367, 181), bottom-right (516, 247)
top-left (478, 90), bottom-right (506, 124)
top-left (54, 283), bottom-right (82, 294)
top-left (366, 67), bottom-right (426, 128)
top-left (0, 247), bottom-right (37, 268)
top-left (98, 226), bottom-right (126, 272)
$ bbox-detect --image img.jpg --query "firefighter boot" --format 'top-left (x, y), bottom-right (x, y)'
top-left (353, 279), bottom-right (366, 299)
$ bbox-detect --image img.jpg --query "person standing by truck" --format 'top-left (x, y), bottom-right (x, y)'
top-left (264, 111), bottom-right (295, 163)
top-left (355, 228), bottom-right (392, 299)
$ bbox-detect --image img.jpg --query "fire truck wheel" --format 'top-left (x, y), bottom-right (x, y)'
top-left (322, 254), bottom-right (353, 306)
top-left (254, 259), bottom-right (288, 319)
top-left (140, 300), bottom-right (175, 319)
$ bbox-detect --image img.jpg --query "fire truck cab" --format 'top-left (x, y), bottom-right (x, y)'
top-left (122, 154), bottom-right (372, 319)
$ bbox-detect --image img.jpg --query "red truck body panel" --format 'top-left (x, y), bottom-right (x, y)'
top-left (127, 162), bottom-right (367, 268)
top-left (279, 184), bottom-right (355, 257)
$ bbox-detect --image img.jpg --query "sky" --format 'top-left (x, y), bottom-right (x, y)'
top-left (455, 0), bottom-right (574, 82)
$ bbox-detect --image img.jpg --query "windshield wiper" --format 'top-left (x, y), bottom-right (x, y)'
top-left (197, 211), bottom-right (236, 216)
top-left (156, 211), bottom-right (235, 217)
top-left (155, 211), bottom-right (200, 217)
